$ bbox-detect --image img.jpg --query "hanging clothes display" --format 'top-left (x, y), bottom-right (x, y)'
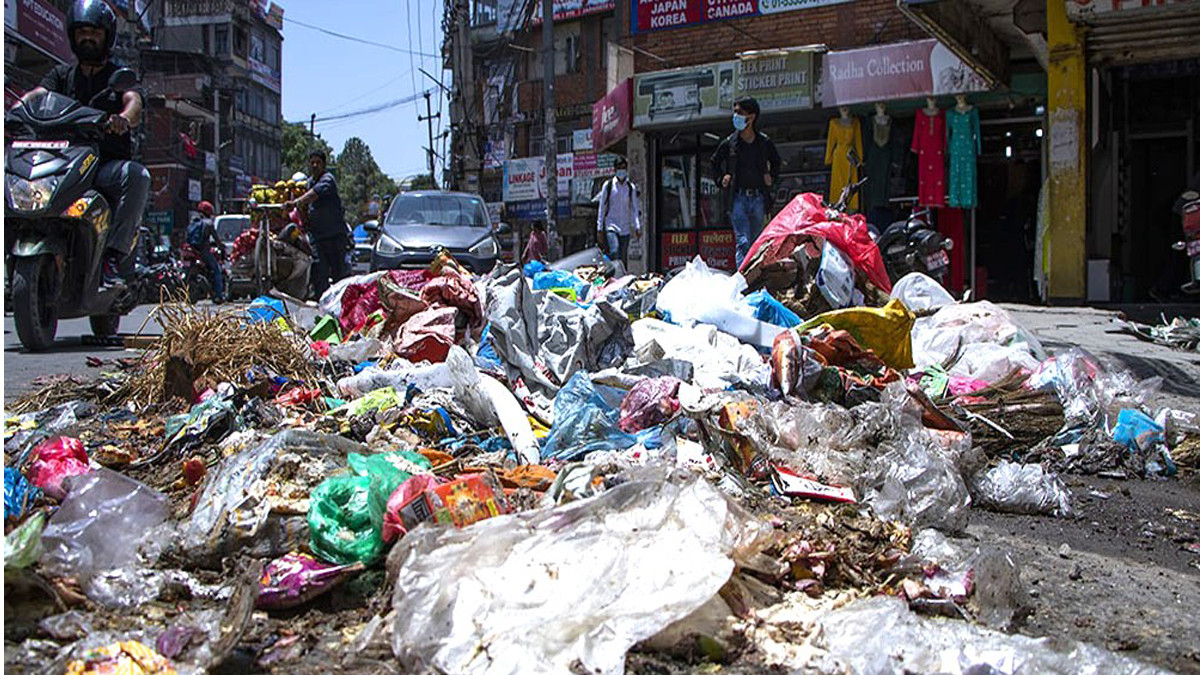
top-left (862, 115), bottom-right (893, 213)
top-left (946, 106), bottom-right (981, 209)
top-left (825, 116), bottom-right (863, 211)
top-left (910, 108), bottom-right (946, 208)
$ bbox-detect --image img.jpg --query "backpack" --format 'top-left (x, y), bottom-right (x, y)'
top-left (599, 177), bottom-right (637, 231)
top-left (186, 218), bottom-right (207, 247)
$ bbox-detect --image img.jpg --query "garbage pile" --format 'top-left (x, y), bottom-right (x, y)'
top-left (6, 193), bottom-right (1192, 674)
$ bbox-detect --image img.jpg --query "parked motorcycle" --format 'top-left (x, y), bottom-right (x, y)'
top-left (1172, 190), bottom-right (1200, 294)
top-left (4, 68), bottom-right (141, 350)
top-left (875, 203), bottom-right (953, 284)
top-left (180, 242), bottom-right (227, 302)
top-left (132, 256), bottom-right (184, 305)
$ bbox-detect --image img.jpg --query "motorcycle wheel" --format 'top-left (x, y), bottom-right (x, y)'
top-left (186, 269), bottom-right (212, 302)
top-left (89, 314), bottom-right (120, 337)
top-left (12, 256), bottom-right (60, 351)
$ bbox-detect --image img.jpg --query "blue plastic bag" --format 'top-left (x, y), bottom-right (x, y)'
top-left (475, 323), bottom-right (503, 371)
top-left (247, 296), bottom-right (287, 324)
top-left (745, 289), bottom-right (802, 328)
top-left (1111, 409), bottom-right (1164, 452)
top-left (533, 270), bottom-right (591, 303)
top-left (4, 466), bottom-right (40, 522)
top-left (541, 372), bottom-right (637, 461)
top-left (523, 260), bottom-right (548, 278)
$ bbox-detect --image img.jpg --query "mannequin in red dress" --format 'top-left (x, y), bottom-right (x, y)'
top-left (911, 96), bottom-right (946, 207)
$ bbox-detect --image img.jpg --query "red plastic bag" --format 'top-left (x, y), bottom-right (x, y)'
top-left (383, 474), bottom-right (442, 543)
top-left (618, 377), bottom-right (682, 433)
top-left (275, 387), bottom-right (322, 407)
top-left (395, 306), bottom-right (458, 363)
top-left (741, 192), bottom-right (891, 293)
top-left (309, 340), bottom-right (331, 358)
top-left (27, 436), bottom-right (92, 500)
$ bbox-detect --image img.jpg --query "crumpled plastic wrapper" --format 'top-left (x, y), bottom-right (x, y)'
top-left (387, 471), bottom-right (772, 675)
top-left (970, 460), bottom-right (1072, 517)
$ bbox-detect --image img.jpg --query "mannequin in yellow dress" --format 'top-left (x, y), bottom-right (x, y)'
top-left (826, 105), bottom-right (863, 211)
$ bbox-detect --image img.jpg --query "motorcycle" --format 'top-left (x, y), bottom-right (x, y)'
top-left (1171, 190), bottom-right (1200, 294)
top-left (875, 202), bottom-right (953, 285)
top-left (4, 68), bottom-right (139, 350)
top-left (180, 242), bottom-right (227, 302)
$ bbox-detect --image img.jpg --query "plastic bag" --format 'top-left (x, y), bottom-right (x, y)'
top-left (745, 289), bottom-right (802, 328)
top-left (307, 474), bottom-right (387, 565)
top-left (631, 318), bottom-right (770, 391)
top-left (815, 240), bottom-right (855, 309)
top-left (797, 298), bottom-right (916, 370)
top-left (949, 342), bottom-right (1041, 384)
top-left (618, 377), bottom-right (683, 433)
top-left (339, 386), bottom-right (405, 417)
top-left (347, 450), bottom-right (433, 500)
top-left (40, 468), bottom-right (170, 607)
top-left (388, 473), bottom-right (772, 675)
top-left (329, 338), bottom-right (383, 363)
top-left (867, 433), bottom-right (971, 534)
top-left (4, 510), bottom-right (46, 570)
top-left (383, 474), bottom-right (442, 542)
top-left (64, 640), bottom-right (176, 675)
top-left (656, 256), bottom-right (747, 327)
top-left (477, 374), bottom-right (540, 465)
top-left (257, 552), bottom-right (364, 610)
top-left (5, 465), bottom-right (40, 522)
top-left (319, 271), bottom-right (385, 320)
top-left (1111, 409), bottom-right (1165, 453)
top-left (523, 259), bottom-right (547, 277)
top-left (890, 272), bottom-right (956, 312)
top-left (541, 372), bottom-right (638, 461)
top-left (911, 301), bottom-right (1046, 371)
top-left (970, 460), bottom-right (1071, 517)
top-left (533, 269), bottom-right (591, 303)
top-left (26, 436), bottom-right (92, 500)
top-left (247, 295), bottom-right (287, 324)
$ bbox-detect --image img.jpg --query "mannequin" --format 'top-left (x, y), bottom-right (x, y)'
top-left (946, 93), bottom-right (980, 208)
top-left (863, 102), bottom-right (893, 213)
top-left (826, 105), bottom-right (863, 210)
top-left (911, 96), bottom-right (946, 207)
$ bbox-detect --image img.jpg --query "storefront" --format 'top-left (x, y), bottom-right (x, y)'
top-left (4, 0), bottom-right (73, 95)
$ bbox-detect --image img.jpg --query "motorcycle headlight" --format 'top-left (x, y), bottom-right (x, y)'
top-left (376, 233), bottom-right (404, 255)
top-left (7, 175), bottom-right (59, 212)
top-left (469, 236), bottom-right (499, 258)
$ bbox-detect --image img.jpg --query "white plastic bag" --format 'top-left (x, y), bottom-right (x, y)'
top-left (815, 240), bottom-right (855, 309)
top-left (970, 460), bottom-right (1072, 517)
top-left (890, 272), bottom-right (956, 312)
top-left (656, 256), bottom-right (748, 327)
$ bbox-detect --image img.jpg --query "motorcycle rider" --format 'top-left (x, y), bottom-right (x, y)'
top-left (186, 201), bottom-right (225, 303)
top-left (20, 0), bottom-right (150, 289)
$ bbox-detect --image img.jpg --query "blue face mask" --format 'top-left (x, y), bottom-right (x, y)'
top-left (733, 113), bottom-right (748, 131)
top-left (615, 169), bottom-right (628, 181)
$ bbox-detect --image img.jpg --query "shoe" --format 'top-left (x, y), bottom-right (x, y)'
top-left (100, 255), bottom-right (125, 289)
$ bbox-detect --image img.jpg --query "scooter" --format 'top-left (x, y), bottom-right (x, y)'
top-left (4, 68), bottom-right (139, 350)
top-left (1172, 191), bottom-right (1200, 294)
top-left (875, 202), bottom-right (953, 284)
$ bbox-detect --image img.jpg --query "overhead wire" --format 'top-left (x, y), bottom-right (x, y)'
top-left (283, 15), bottom-right (440, 58)
top-left (316, 69), bottom-right (414, 116)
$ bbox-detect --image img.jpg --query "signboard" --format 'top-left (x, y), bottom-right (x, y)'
top-left (248, 58), bottom-right (281, 94)
top-left (205, 151), bottom-right (217, 174)
top-left (145, 210), bottom-right (175, 234)
top-left (502, 154), bottom-right (573, 202)
top-left (572, 128), bottom-right (593, 151)
top-left (6, 0), bottom-right (17, 30)
top-left (633, 0), bottom-right (850, 33)
top-left (822, 39), bottom-right (988, 106)
top-left (528, 0), bottom-right (616, 25)
top-left (633, 61), bottom-right (735, 128)
top-left (735, 50), bottom-right (813, 111)
top-left (16, 0), bottom-right (72, 64)
top-left (660, 230), bottom-right (697, 269)
top-left (187, 179), bottom-right (202, 202)
top-left (699, 229), bottom-right (736, 271)
top-left (485, 202), bottom-right (504, 225)
top-left (592, 78), bottom-right (633, 151)
top-left (506, 198), bottom-right (571, 221)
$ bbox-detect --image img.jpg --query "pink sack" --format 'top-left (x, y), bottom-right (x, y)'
top-left (27, 436), bottom-right (92, 500)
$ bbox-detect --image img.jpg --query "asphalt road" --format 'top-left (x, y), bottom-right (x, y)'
top-left (3, 304), bottom-right (164, 404)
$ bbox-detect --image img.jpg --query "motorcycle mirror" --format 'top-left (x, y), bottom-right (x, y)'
top-left (108, 68), bottom-right (138, 93)
top-left (495, 222), bottom-right (512, 235)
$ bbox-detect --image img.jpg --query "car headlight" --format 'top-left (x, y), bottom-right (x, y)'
top-left (375, 233), bottom-right (404, 255)
top-left (469, 236), bottom-right (499, 258)
top-left (7, 175), bottom-right (59, 212)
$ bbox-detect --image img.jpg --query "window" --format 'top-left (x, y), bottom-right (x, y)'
top-left (527, 22), bottom-right (581, 79)
top-left (563, 33), bottom-right (581, 74)
top-left (214, 25), bottom-right (229, 56)
top-left (233, 26), bottom-right (247, 57)
top-left (386, 193), bottom-right (489, 227)
top-left (471, 0), bottom-right (497, 26)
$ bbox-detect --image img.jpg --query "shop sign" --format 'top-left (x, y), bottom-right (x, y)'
top-left (145, 210), bottom-right (175, 233)
top-left (485, 202), bottom-right (504, 225)
top-left (527, 0), bottom-right (616, 26)
top-left (6, 0), bottom-right (17, 30)
top-left (573, 128), bottom-right (593, 151)
top-left (633, 0), bottom-right (850, 33)
top-left (572, 152), bottom-right (619, 179)
top-left (502, 154), bottom-right (574, 202)
top-left (633, 61), bottom-right (736, 128)
top-left (822, 39), bottom-right (988, 106)
top-left (735, 49), bottom-right (813, 112)
top-left (660, 230), bottom-right (697, 269)
top-left (16, 0), bottom-right (72, 64)
top-left (188, 179), bottom-right (202, 202)
top-left (699, 229), bottom-right (736, 271)
top-left (248, 58), bottom-right (281, 94)
top-left (1066, 0), bottom-right (1192, 21)
top-left (592, 78), bottom-right (633, 151)
top-left (205, 151), bottom-right (217, 174)
top-left (506, 198), bottom-right (571, 221)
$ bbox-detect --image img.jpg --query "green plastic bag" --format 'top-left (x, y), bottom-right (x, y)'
top-left (348, 451), bottom-right (433, 501)
top-left (310, 315), bottom-right (343, 345)
top-left (4, 511), bottom-right (46, 570)
top-left (340, 387), bottom-right (403, 417)
top-left (307, 475), bottom-right (387, 565)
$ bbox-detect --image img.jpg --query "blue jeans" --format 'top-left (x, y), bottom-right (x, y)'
top-left (199, 247), bottom-right (225, 300)
top-left (605, 230), bottom-right (631, 266)
top-left (731, 190), bottom-right (765, 269)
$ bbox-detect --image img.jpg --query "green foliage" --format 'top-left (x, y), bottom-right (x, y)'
top-left (281, 121), bottom-right (333, 178)
top-left (408, 173), bottom-right (437, 190)
top-left (336, 137), bottom-right (398, 225)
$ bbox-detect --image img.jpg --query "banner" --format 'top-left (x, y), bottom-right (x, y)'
top-left (502, 154), bottom-right (574, 202)
top-left (633, 61), bottom-right (735, 128)
top-left (572, 128), bottom-right (593, 151)
top-left (592, 78), bottom-right (633, 151)
top-left (822, 39), bottom-right (988, 106)
top-left (735, 49), bottom-right (813, 112)
top-left (699, 229), bottom-right (736, 271)
top-left (633, 0), bottom-right (850, 33)
top-left (16, 0), bottom-right (72, 64)
top-left (1066, 0), bottom-right (1193, 21)
top-left (660, 230), bottom-right (697, 269)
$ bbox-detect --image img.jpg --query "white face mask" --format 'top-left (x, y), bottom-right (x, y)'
top-left (733, 113), bottom-right (748, 131)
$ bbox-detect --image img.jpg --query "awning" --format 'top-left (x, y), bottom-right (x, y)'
top-left (1069, 2), bottom-right (1200, 66)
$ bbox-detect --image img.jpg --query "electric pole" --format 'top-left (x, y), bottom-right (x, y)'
top-left (419, 91), bottom-right (441, 188)
top-left (309, 112), bottom-right (316, 152)
top-left (541, 0), bottom-right (557, 253)
top-left (213, 87), bottom-right (220, 213)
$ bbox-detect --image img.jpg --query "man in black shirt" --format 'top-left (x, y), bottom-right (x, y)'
top-left (711, 97), bottom-right (781, 268)
top-left (25, 0), bottom-right (150, 288)
top-left (285, 151), bottom-right (350, 296)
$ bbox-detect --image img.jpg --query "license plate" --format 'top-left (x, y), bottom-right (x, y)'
top-left (1187, 239), bottom-right (1200, 257)
top-left (11, 140), bottom-right (68, 150)
top-left (925, 250), bottom-right (950, 270)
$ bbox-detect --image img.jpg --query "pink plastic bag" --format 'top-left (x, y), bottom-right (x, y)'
top-left (618, 377), bottom-right (683, 433)
top-left (27, 436), bottom-right (92, 500)
top-left (256, 552), bottom-right (364, 610)
top-left (395, 306), bottom-right (458, 363)
top-left (383, 474), bottom-right (442, 543)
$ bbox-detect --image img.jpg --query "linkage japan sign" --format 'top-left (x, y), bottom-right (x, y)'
top-left (633, 0), bottom-right (850, 33)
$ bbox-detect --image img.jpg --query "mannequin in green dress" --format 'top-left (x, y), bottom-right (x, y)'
top-left (863, 101), bottom-right (893, 214)
top-left (946, 94), bottom-right (981, 209)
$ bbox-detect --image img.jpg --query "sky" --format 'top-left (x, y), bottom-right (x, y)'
top-left (280, 0), bottom-right (447, 182)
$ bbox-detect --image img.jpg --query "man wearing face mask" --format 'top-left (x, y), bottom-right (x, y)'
top-left (712, 97), bottom-right (781, 268)
top-left (596, 157), bottom-right (642, 266)
top-left (24, 0), bottom-right (149, 289)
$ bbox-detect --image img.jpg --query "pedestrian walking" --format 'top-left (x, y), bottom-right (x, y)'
top-left (523, 220), bottom-right (549, 264)
top-left (596, 157), bottom-right (642, 267)
top-left (711, 96), bottom-right (781, 268)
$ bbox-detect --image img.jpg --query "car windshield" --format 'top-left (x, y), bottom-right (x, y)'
top-left (215, 216), bottom-right (250, 242)
top-left (385, 194), bottom-right (488, 228)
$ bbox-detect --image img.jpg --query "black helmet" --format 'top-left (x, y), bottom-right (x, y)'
top-left (67, 0), bottom-right (117, 62)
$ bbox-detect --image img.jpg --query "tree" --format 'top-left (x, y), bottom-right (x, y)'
top-left (408, 174), bottom-right (436, 190)
top-left (336, 137), bottom-right (397, 225)
top-left (281, 121), bottom-right (333, 179)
